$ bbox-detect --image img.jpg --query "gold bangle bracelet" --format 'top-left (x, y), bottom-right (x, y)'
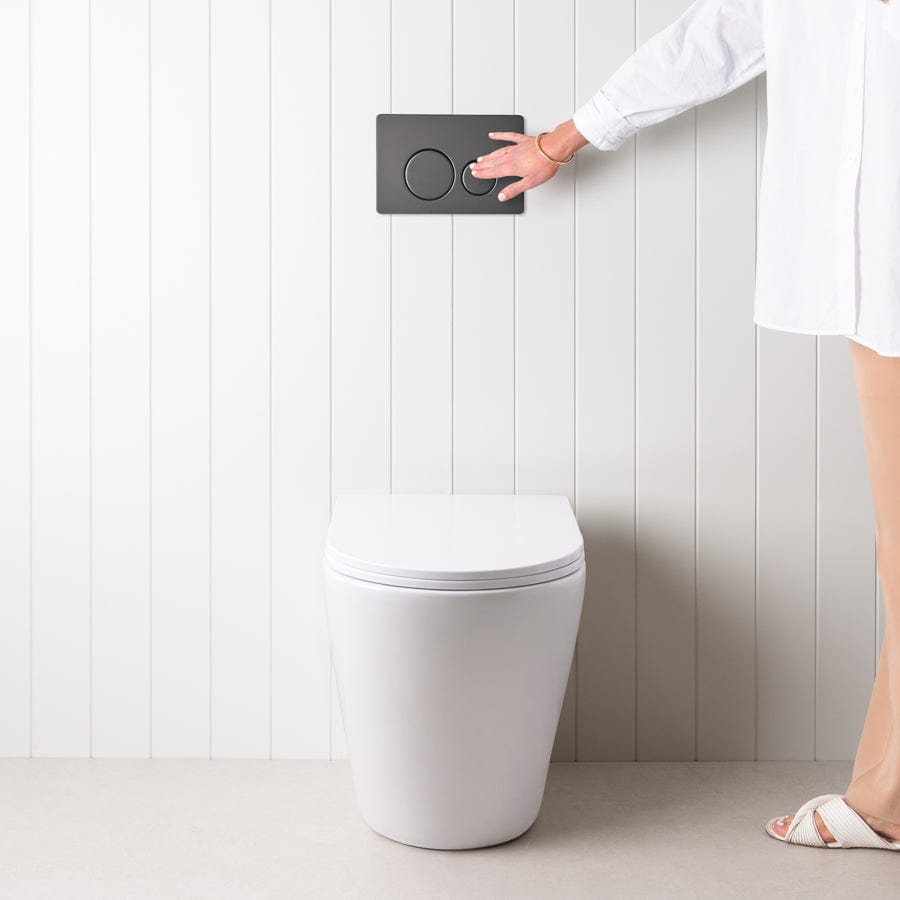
top-left (534, 131), bottom-right (575, 165)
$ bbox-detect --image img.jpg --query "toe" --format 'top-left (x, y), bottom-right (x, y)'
top-left (770, 809), bottom-right (835, 843)
top-left (772, 815), bottom-right (792, 838)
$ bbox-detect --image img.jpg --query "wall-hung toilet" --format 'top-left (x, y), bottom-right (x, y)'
top-left (323, 493), bottom-right (585, 850)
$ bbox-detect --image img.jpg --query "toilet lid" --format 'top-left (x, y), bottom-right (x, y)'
top-left (324, 494), bottom-right (585, 590)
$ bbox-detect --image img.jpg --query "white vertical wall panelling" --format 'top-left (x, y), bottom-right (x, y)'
top-left (3, 0), bottom-right (887, 762)
top-left (89, 0), bottom-right (151, 758)
top-left (149, 0), bottom-right (211, 758)
top-left (270, 0), bottom-right (332, 759)
top-left (209, 0), bottom-right (271, 758)
top-left (0, 0), bottom-right (30, 758)
top-left (516, 0), bottom-right (577, 761)
top-left (816, 337), bottom-right (876, 759)
top-left (452, 0), bottom-right (515, 496)
top-left (391, 0), bottom-right (453, 494)
top-left (634, 0), bottom-right (697, 761)
top-left (30, 0), bottom-right (92, 757)
top-left (330, 0), bottom-right (392, 759)
top-left (574, 0), bottom-right (637, 762)
top-left (756, 336), bottom-right (816, 760)
top-left (695, 82), bottom-right (757, 761)
top-left (754, 73), bottom-right (817, 760)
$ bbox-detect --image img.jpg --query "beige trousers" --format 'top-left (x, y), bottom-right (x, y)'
top-left (844, 337), bottom-right (900, 827)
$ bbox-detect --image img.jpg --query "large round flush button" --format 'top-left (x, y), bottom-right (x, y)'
top-left (462, 161), bottom-right (496, 196)
top-left (405, 149), bottom-right (455, 201)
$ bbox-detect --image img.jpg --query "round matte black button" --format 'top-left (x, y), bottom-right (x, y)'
top-left (462, 161), bottom-right (496, 196)
top-left (404, 149), bottom-right (455, 201)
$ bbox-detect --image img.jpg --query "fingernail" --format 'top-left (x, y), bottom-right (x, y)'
top-left (476, 156), bottom-right (483, 162)
top-left (498, 193), bottom-right (507, 202)
top-left (488, 132), bottom-right (494, 137)
top-left (470, 163), bottom-right (477, 170)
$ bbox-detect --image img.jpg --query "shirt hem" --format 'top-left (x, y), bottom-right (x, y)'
top-left (753, 318), bottom-right (900, 358)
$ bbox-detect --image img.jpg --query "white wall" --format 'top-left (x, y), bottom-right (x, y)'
top-left (0, 0), bottom-right (883, 761)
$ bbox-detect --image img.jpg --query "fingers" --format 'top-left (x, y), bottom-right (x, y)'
top-left (496, 164), bottom-right (559, 201)
top-left (470, 158), bottom-right (513, 179)
top-left (487, 131), bottom-right (530, 144)
top-left (497, 177), bottom-right (530, 203)
top-left (471, 146), bottom-right (514, 174)
top-left (472, 131), bottom-right (529, 171)
top-left (470, 146), bottom-right (526, 178)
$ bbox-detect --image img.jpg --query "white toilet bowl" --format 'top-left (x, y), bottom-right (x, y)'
top-left (323, 493), bottom-right (585, 850)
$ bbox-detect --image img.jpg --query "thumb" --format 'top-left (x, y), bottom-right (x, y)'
top-left (498, 177), bottom-right (531, 202)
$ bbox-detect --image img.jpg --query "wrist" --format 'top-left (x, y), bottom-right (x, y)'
top-left (540, 119), bottom-right (589, 161)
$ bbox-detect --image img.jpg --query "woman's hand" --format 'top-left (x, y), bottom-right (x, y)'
top-left (468, 132), bottom-right (558, 202)
top-left (468, 119), bottom-right (589, 202)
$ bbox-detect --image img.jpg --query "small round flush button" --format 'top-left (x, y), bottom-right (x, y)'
top-left (405, 149), bottom-right (455, 201)
top-left (462, 161), bottom-right (496, 196)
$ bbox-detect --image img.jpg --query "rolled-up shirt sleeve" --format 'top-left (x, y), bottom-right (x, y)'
top-left (573, 0), bottom-right (766, 151)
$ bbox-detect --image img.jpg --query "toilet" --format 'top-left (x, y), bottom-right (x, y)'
top-left (323, 493), bottom-right (585, 850)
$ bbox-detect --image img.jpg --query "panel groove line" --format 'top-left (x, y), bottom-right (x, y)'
top-left (330, 0), bottom-right (391, 758)
top-left (575, 0), bottom-right (637, 762)
top-left (148, 0), bottom-right (153, 759)
top-left (89, 0), bottom-right (93, 762)
top-left (635, 0), bottom-right (697, 762)
top-left (452, 0), bottom-right (514, 495)
top-left (150, 0), bottom-right (210, 758)
top-left (516, 0), bottom-right (576, 761)
top-left (208, 0), bottom-right (214, 763)
top-left (755, 68), bottom-right (817, 762)
top-left (696, 79), bottom-right (757, 762)
top-left (209, 0), bottom-right (272, 759)
top-left (694, 109), bottom-right (699, 764)
top-left (754, 73), bottom-right (761, 763)
top-left (0, 0), bottom-right (31, 758)
top-left (268, 0), bottom-right (272, 762)
top-left (270, 0), bottom-right (331, 759)
top-left (572, 0), bottom-right (578, 760)
top-left (390, 0), bottom-right (452, 495)
top-left (90, 0), bottom-right (151, 759)
top-left (30, 0), bottom-right (92, 758)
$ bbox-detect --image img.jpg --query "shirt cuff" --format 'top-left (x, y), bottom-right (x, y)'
top-left (572, 88), bottom-right (638, 152)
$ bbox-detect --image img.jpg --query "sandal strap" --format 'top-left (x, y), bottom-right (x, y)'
top-left (784, 793), bottom-right (900, 849)
top-left (817, 797), bottom-right (900, 849)
top-left (783, 794), bottom-right (838, 847)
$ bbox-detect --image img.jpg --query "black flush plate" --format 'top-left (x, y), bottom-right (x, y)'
top-left (376, 113), bottom-right (525, 214)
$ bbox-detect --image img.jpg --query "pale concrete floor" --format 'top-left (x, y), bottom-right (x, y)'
top-left (0, 760), bottom-right (897, 899)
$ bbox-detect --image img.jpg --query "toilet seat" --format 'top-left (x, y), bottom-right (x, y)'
top-left (324, 493), bottom-right (585, 591)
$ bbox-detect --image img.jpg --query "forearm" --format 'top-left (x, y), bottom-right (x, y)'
top-left (572, 0), bottom-right (765, 152)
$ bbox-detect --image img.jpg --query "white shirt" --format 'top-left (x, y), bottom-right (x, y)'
top-left (572, 0), bottom-right (900, 357)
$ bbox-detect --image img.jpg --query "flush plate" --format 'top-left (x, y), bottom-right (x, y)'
top-left (376, 113), bottom-right (525, 214)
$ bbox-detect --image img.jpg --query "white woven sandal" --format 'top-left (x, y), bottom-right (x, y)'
top-left (765, 793), bottom-right (900, 849)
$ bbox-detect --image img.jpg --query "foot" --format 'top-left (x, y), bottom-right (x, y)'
top-left (770, 809), bottom-right (836, 843)
top-left (771, 797), bottom-right (900, 843)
